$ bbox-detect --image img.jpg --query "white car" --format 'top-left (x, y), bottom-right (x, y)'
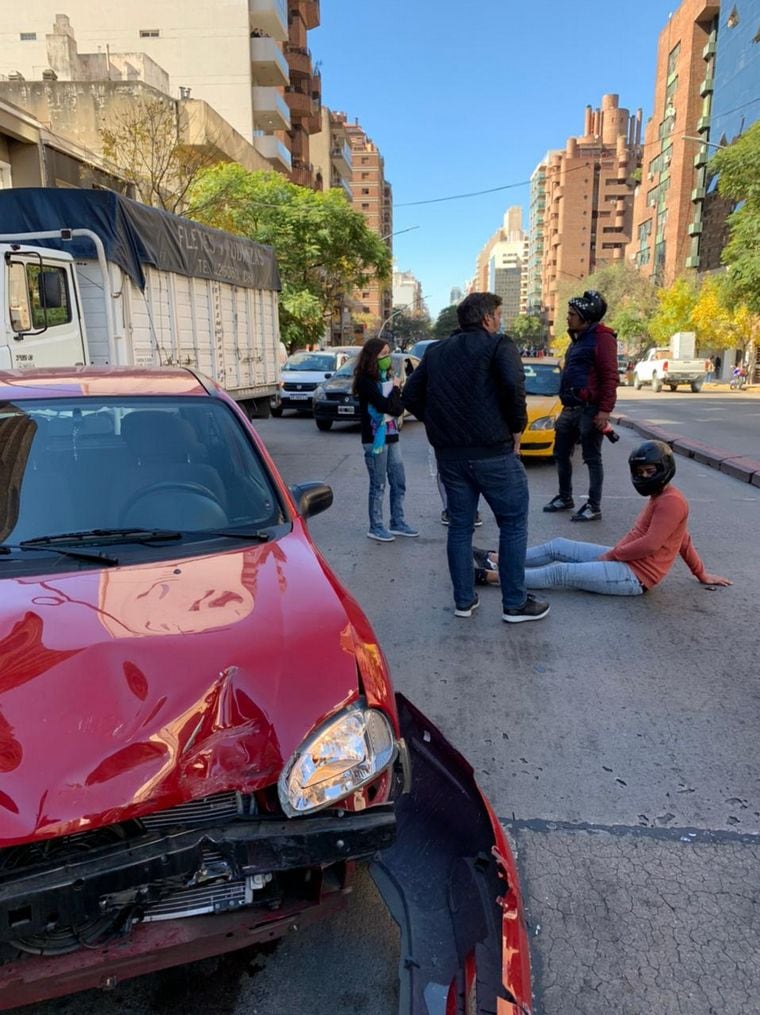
top-left (272, 347), bottom-right (362, 415)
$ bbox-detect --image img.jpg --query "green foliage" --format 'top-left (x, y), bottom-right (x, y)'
top-left (711, 122), bottom-right (760, 315)
top-left (555, 262), bottom-right (659, 347)
top-left (510, 314), bottom-right (545, 343)
top-left (187, 164), bottom-right (391, 351)
top-left (433, 304), bottom-right (459, 338)
top-left (648, 277), bottom-right (698, 346)
top-left (389, 307), bottom-right (431, 347)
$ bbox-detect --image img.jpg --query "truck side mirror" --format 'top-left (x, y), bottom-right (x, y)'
top-left (39, 270), bottom-right (63, 309)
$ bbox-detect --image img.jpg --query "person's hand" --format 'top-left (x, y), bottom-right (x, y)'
top-left (593, 410), bottom-right (611, 432)
top-left (512, 433), bottom-right (521, 453)
top-left (392, 376), bottom-right (401, 388)
top-left (699, 573), bottom-right (732, 586)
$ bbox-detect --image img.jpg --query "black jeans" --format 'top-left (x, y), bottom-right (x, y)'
top-left (553, 405), bottom-right (604, 510)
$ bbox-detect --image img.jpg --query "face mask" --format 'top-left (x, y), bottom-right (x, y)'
top-left (377, 355), bottom-right (392, 372)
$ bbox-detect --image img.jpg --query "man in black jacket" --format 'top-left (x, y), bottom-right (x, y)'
top-left (402, 292), bottom-right (550, 623)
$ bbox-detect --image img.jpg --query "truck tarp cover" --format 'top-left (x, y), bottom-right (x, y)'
top-left (0, 188), bottom-right (280, 292)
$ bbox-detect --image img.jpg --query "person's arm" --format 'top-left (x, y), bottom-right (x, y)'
top-left (492, 336), bottom-right (528, 435)
top-left (400, 356), bottom-right (428, 420)
top-left (679, 531), bottom-right (732, 585)
top-left (603, 497), bottom-right (685, 562)
top-left (357, 376), bottom-right (404, 416)
top-left (593, 329), bottom-right (619, 425)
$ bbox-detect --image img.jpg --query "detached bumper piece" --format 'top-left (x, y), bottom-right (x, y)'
top-left (0, 807), bottom-right (395, 1010)
top-left (372, 695), bottom-right (532, 1015)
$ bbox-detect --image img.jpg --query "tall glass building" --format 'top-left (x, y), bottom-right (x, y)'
top-left (711, 1), bottom-right (760, 144)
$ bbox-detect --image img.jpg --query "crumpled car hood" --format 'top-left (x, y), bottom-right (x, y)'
top-left (0, 534), bottom-right (363, 845)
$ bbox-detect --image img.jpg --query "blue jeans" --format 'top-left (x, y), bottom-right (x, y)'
top-left (525, 537), bottom-right (644, 596)
top-left (438, 453), bottom-right (528, 610)
top-left (363, 441), bottom-right (407, 531)
top-left (554, 405), bottom-right (604, 510)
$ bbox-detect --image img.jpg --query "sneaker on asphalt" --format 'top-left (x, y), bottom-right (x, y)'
top-left (570, 502), bottom-right (602, 522)
top-left (440, 510), bottom-right (450, 525)
top-left (474, 512), bottom-right (483, 527)
top-left (367, 527), bottom-right (395, 542)
top-left (502, 595), bottom-right (550, 623)
top-left (454, 595), bottom-right (480, 618)
top-left (543, 494), bottom-right (575, 513)
top-left (389, 522), bottom-right (419, 537)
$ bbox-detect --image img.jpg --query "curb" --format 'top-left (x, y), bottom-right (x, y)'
top-left (613, 414), bottom-right (760, 488)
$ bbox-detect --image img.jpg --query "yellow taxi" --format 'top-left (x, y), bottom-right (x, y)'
top-left (520, 357), bottom-right (562, 458)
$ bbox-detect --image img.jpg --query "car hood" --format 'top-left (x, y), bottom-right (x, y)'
top-left (0, 533), bottom-right (366, 845)
top-left (526, 393), bottom-right (560, 419)
top-left (281, 369), bottom-right (334, 384)
top-left (320, 375), bottom-right (353, 394)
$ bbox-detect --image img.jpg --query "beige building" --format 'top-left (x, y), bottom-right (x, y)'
top-left (472, 206), bottom-right (529, 329)
top-left (627, 0), bottom-right (720, 284)
top-left (0, 3), bottom-right (321, 183)
top-left (539, 94), bottom-right (642, 334)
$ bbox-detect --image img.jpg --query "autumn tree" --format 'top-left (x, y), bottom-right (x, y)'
top-left (648, 277), bottom-right (699, 346)
top-left (100, 96), bottom-right (218, 214)
top-left (187, 164), bottom-right (391, 352)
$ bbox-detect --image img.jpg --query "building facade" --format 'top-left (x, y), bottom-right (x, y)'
top-left (540, 94), bottom-right (642, 334)
top-left (392, 268), bottom-right (424, 315)
top-left (0, 3), bottom-right (321, 183)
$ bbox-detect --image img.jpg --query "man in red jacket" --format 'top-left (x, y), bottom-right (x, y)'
top-left (544, 290), bottom-right (619, 522)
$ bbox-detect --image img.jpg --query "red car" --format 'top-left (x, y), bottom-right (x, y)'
top-left (0, 367), bottom-right (531, 1014)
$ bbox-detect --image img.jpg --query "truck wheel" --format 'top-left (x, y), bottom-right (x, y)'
top-left (652, 375), bottom-right (662, 392)
top-left (668, 384), bottom-right (677, 392)
top-left (691, 381), bottom-right (703, 393)
top-left (633, 375), bottom-right (642, 390)
top-left (270, 405), bottom-right (283, 418)
top-left (315, 419), bottom-right (333, 432)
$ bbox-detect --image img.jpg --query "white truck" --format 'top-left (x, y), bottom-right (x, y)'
top-left (632, 332), bottom-right (707, 393)
top-left (0, 188), bottom-right (282, 417)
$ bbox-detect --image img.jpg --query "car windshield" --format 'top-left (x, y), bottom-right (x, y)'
top-left (0, 397), bottom-right (282, 547)
top-left (410, 340), bottom-right (436, 358)
top-left (283, 353), bottom-right (337, 372)
top-left (523, 363), bottom-right (561, 396)
top-left (334, 357), bottom-right (358, 378)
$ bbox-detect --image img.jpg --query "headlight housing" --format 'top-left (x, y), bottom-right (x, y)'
top-left (278, 705), bottom-right (396, 817)
top-left (313, 385), bottom-right (325, 401)
top-left (528, 415), bottom-right (556, 431)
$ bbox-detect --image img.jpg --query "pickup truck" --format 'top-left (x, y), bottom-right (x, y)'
top-left (632, 348), bottom-right (707, 393)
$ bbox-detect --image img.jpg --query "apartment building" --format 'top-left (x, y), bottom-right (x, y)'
top-left (392, 268), bottom-right (425, 315)
top-left (626, 0), bottom-right (719, 284)
top-left (310, 106), bottom-right (353, 200)
top-left (0, 2), bottom-right (321, 183)
top-left (539, 94), bottom-right (642, 334)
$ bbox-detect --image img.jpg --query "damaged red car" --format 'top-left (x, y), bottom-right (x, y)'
top-left (0, 368), bottom-right (531, 1014)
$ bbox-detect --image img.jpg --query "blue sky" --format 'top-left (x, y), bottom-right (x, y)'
top-left (312, 0), bottom-right (674, 318)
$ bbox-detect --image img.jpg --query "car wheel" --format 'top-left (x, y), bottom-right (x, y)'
top-left (270, 405), bottom-right (283, 418)
top-left (316, 419), bottom-right (333, 431)
top-left (668, 384), bottom-right (677, 392)
top-left (691, 381), bottom-right (703, 393)
top-left (652, 375), bottom-right (662, 392)
top-left (633, 375), bottom-right (642, 390)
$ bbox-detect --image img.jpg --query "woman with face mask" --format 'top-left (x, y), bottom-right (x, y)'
top-left (352, 337), bottom-right (418, 542)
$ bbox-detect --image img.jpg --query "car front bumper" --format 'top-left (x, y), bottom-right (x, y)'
top-left (313, 397), bottom-right (359, 422)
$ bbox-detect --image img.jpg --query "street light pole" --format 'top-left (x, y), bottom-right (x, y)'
top-left (681, 135), bottom-right (728, 150)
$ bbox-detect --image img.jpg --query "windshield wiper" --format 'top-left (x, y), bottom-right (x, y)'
top-left (195, 529), bottom-right (273, 542)
top-left (0, 543), bottom-right (119, 566)
top-left (19, 528), bottom-right (183, 547)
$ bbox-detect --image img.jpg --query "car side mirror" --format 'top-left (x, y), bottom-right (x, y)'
top-left (289, 481), bottom-right (333, 519)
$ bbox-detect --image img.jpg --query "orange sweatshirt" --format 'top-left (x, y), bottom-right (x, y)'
top-left (600, 485), bottom-right (706, 590)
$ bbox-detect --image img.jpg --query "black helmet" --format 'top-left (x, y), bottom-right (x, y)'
top-left (629, 440), bottom-right (676, 496)
top-left (568, 290), bottom-right (607, 323)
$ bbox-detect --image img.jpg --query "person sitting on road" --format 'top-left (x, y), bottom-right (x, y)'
top-left (474, 441), bottom-right (731, 596)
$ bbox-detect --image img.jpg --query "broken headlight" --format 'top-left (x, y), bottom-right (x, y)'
top-left (278, 705), bottom-right (396, 817)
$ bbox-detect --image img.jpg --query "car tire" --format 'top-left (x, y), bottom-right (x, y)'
top-left (270, 405), bottom-right (283, 418)
top-left (691, 381), bottom-right (703, 393)
top-left (652, 375), bottom-right (663, 392)
top-left (316, 419), bottom-right (333, 431)
top-left (633, 375), bottom-right (642, 390)
top-left (668, 384), bottom-right (677, 392)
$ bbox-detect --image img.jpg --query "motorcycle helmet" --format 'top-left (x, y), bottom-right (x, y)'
top-left (568, 290), bottom-right (608, 323)
top-left (628, 440), bottom-right (676, 496)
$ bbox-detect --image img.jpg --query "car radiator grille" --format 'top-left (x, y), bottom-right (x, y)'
top-left (140, 791), bottom-right (249, 831)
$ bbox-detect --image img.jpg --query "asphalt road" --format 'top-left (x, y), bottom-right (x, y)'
top-left (616, 386), bottom-right (760, 459)
top-left (24, 405), bottom-right (760, 1015)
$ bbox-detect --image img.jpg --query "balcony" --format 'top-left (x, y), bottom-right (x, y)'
top-left (301, 0), bottom-right (320, 29)
top-left (291, 163), bottom-right (313, 188)
top-left (702, 38), bottom-right (716, 59)
top-left (252, 87), bottom-right (291, 130)
top-left (700, 75), bottom-right (714, 97)
top-left (691, 186), bottom-right (706, 202)
top-left (331, 139), bottom-right (352, 174)
top-left (250, 36), bottom-right (289, 86)
top-left (284, 86), bottom-right (316, 119)
top-left (693, 146), bottom-right (709, 167)
top-left (685, 254), bottom-right (701, 269)
top-left (284, 43), bottom-right (312, 78)
top-left (249, 0), bottom-right (288, 41)
top-left (336, 175), bottom-right (352, 201)
top-left (254, 134), bottom-right (292, 172)
top-left (688, 219), bottom-right (703, 236)
top-left (697, 115), bottom-right (711, 134)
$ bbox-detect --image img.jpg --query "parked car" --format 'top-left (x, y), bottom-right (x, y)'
top-left (520, 358), bottom-right (562, 458)
top-left (407, 338), bottom-right (439, 359)
top-left (271, 347), bottom-right (362, 416)
top-left (0, 367), bottom-right (531, 1011)
top-left (312, 352), bottom-right (420, 431)
top-left (633, 335), bottom-right (706, 392)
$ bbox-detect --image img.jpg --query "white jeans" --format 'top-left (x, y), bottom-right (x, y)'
top-left (525, 538), bottom-right (645, 596)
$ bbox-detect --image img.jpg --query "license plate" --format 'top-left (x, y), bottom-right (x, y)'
top-left (338, 405), bottom-right (356, 415)
top-left (287, 393), bottom-right (310, 400)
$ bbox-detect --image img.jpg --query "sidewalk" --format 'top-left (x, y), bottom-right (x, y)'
top-left (613, 393), bottom-right (760, 487)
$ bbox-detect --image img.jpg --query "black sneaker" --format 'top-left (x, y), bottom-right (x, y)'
top-left (543, 495), bottom-right (574, 513)
top-left (571, 503), bottom-right (602, 522)
top-left (441, 510), bottom-right (450, 525)
top-left (502, 595), bottom-right (550, 623)
top-left (454, 595), bottom-right (480, 618)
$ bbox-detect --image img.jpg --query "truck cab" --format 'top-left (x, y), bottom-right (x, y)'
top-left (2, 245), bottom-right (86, 369)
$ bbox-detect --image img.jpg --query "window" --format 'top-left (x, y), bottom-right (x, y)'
top-left (361, 188), bottom-right (370, 195)
top-left (8, 262), bottom-right (72, 332)
top-left (361, 202), bottom-right (369, 209)
top-left (19, 32), bottom-right (37, 41)
top-left (667, 42), bottom-right (681, 77)
top-left (139, 28), bottom-right (160, 38)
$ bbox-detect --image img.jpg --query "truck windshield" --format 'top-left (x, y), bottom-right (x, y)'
top-left (0, 397), bottom-right (282, 546)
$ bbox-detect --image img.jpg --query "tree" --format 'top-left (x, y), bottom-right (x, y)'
top-left (388, 307), bottom-right (431, 348)
top-left (187, 164), bottom-right (391, 352)
top-left (555, 262), bottom-right (659, 348)
top-left (100, 96), bottom-right (217, 214)
top-left (648, 277), bottom-right (698, 346)
top-left (511, 313), bottom-right (545, 345)
top-left (690, 275), bottom-right (732, 349)
top-left (710, 122), bottom-right (760, 314)
top-left (433, 304), bottom-right (459, 338)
